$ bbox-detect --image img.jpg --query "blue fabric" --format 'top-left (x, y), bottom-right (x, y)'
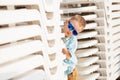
top-left (62, 36), bottom-right (77, 75)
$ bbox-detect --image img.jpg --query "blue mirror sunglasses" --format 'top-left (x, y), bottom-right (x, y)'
top-left (68, 22), bottom-right (78, 36)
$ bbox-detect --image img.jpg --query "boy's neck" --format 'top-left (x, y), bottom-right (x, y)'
top-left (65, 35), bottom-right (73, 39)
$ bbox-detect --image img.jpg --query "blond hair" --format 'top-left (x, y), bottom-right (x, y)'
top-left (71, 14), bottom-right (86, 28)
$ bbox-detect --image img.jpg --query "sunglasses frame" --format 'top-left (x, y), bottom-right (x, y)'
top-left (68, 22), bottom-right (78, 36)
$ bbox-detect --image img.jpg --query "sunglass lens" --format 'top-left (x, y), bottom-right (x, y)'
top-left (68, 22), bottom-right (74, 30)
top-left (73, 30), bottom-right (78, 36)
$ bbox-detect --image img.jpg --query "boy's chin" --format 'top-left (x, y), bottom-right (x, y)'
top-left (65, 34), bottom-right (71, 37)
top-left (65, 34), bottom-right (68, 37)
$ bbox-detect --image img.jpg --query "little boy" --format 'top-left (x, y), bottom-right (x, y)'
top-left (62, 15), bottom-right (86, 80)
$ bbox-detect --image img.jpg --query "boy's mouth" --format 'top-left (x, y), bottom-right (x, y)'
top-left (67, 32), bottom-right (69, 35)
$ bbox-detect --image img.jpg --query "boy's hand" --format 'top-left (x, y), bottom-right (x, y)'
top-left (62, 48), bottom-right (71, 59)
top-left (62, 48), bottom-right (67, 54)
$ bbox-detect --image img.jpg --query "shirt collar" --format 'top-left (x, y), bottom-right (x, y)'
top-left (63, 36), bottom-right (73, 43)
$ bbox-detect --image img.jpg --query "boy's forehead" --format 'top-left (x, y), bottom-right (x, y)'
top-left (69, 19), bottom-right (77, 23)
top-left (70, 20), bottom-right (78, 27)
top-left (70, 19), bottom-right (79, 25)
top-left (71, 19), bottom-right (83, 32)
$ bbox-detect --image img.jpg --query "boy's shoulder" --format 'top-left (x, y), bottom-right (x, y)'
top-left (62, 36), bottom-right (77, 42)
top-left (68, 36), bottom-right (77, 43)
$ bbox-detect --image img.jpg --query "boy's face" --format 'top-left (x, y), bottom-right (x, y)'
top-left (63, 20), bottom-right (84, 37)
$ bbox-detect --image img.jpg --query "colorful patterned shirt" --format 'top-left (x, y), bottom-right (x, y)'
top-left (62, 36), bottom-right (78, 75)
